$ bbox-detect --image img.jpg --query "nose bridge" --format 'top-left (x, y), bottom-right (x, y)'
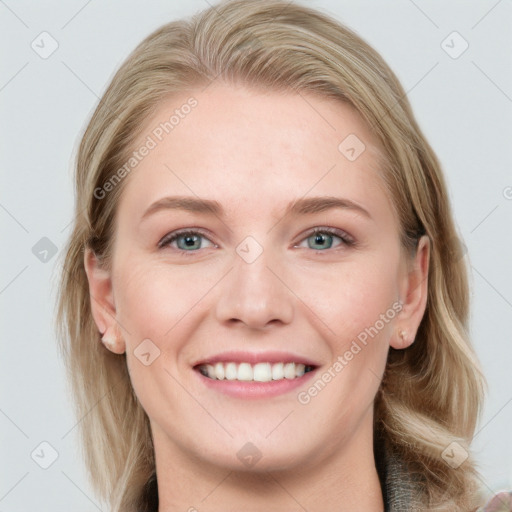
top-left (214, 236), bottom-right (294, 329)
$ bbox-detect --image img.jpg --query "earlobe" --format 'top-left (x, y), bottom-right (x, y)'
top-left (100, 323), bottom-right (126, 355)
top-left (390, 235), bottom-right (430, 350)
top-left (393, 328), bottom-right (413, 349)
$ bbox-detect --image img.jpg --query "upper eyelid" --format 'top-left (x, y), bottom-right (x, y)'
top-left (302, 226), bottom-right (352, 240)
top-left (294, 227), bottom-right (353, 248)
top-left (158, 228), bottom-right (215, 248)
top-left (159, 226), bottom-right (353, 249)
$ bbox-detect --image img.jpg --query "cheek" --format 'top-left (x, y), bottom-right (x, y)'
top-left (288, 255), bottom-right (399, 413)
top-left (113, 260), bottom-right (210, 342)
top-left (292, 256), bottom-right (399, 346)
top-left (112, 261), bottom-right (196, 416)
top-left (296, 263), bottom-right (396, 425)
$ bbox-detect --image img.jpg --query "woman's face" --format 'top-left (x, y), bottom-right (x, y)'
top-left (93, 83), bottom-right (428, 474)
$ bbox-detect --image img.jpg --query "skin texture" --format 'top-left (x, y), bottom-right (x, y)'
top-left (84, 83), bottom-right (430, 511)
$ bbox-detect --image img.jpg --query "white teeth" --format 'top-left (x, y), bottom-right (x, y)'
top-left (198, 361), bottom-right (312, 381)
top-left (214, 362), bottom-right (225, 380)
top-left (272, 362), bottom-right (284, 380)
top-left (237, 363), bottom-right (253, 381)
top-left (284, 362), bottom-right (296, 379)
top-left (253, 362), bottom-right (272, 382)
top-left (205, 364), bottom-right (215, 379)
top-left (225, 362), bottom-right (237, 380)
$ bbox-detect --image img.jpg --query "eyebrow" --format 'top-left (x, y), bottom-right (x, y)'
top-left (141, 196), bottom-right (222, 220)
top-left (140, 195), bottom-right (372, 221)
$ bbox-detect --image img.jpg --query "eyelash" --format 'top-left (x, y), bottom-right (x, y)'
top-left (158, 228), bottom-right (215, 254)
top-left (158, 226), bottom-right (356, 255)
top-left (300, 226), bottom-right (355, 248)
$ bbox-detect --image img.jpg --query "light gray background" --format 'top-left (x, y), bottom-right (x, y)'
top-left (1, 0), bottom-right (511, 510)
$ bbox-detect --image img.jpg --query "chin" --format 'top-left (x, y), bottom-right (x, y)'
top-left (191, 432), bottom-right (313, 474)
top-left (207, 449), bottom-right (305, 474)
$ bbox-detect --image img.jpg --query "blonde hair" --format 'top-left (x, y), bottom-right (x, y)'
top-left (55, 1), bottom-right (486, 510)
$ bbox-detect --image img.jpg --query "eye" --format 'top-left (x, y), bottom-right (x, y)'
top-left (296, 227), bottom-right (355, 251)
top-left (158, 230), bottom-right (216, 252)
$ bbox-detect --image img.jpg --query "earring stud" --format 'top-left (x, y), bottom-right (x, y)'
top-left (100, 325), bottom-right (126, 354)
top-left (101, 331), bottom-right (117, 350)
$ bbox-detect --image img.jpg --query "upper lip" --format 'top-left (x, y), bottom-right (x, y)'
top-left (192, 350), bottom-right (320, 367)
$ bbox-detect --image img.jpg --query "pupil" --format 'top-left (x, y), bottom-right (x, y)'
top-left (315, 234), bottom-right (325, 246)
top-left (309, 232), bottom-right (333, 250)
top-left (185, 236), bottom-right (197, 247)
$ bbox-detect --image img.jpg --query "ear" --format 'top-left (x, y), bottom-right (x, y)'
top-left (83, 247), bottom-right (125, 354)
top-left (391, 235), bottom-right (430, 349)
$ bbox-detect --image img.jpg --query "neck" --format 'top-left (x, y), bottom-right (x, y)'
top-left (153, 411), bottom-right (384, 511)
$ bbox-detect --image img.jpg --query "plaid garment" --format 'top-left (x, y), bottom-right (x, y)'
top-left (381, 453), bottom-right (511, 511)
top-left (375, 436), bottom-right (512, 512)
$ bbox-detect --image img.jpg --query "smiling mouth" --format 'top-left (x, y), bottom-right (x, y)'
top-left (195, 362), bottom-right (316, 382)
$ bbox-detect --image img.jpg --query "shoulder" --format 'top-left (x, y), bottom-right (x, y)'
top-left (478, 491), bottom-right (512, 512)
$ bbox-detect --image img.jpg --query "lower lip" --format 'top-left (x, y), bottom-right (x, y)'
top-left (194, 368), bottom-right (317, 399)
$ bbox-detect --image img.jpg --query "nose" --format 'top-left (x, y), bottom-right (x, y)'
top-left (214, 245), bottom-right (294, 330)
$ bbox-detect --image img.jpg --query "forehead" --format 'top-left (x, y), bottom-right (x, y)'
top-left (117, 83), bottom-right (394, 223)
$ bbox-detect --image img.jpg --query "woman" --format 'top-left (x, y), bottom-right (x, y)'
top-left (56, 0), bottom-right (510, 510)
